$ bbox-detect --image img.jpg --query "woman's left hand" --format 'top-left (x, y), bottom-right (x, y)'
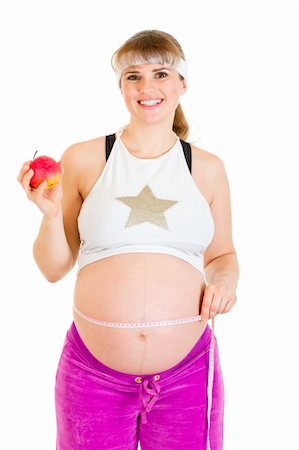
top-left (200, 284), bottom-right (237, 322)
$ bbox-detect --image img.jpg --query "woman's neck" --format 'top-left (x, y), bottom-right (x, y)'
top-left (121, 122), bottom-right (178, 159)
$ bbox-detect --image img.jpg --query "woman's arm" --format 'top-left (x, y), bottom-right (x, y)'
top-left (32, 207), bottom-right (75, 283)
top-left (201, 156), bottom-right (240, 321)
top-left (18, 145), bottom-right (82, 282)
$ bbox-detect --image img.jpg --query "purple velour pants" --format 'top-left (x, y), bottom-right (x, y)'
top-left (55, 322), bottom-right (224, 449)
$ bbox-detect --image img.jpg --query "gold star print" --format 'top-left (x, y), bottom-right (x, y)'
top-left (116, 185), bottom-right (178, 230)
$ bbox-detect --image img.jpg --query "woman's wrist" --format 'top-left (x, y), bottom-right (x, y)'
top-left (41, 204), bottom-right (63, 221)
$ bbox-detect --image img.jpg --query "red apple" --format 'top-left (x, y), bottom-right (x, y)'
top-left (29, 155), bottom-right (62, 189)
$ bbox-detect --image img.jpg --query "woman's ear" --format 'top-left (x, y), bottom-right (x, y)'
top-left (180, 78), bottom-right (187, 95)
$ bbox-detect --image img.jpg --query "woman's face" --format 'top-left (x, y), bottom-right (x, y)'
top-left (120, 63), bottom-right (187, 125)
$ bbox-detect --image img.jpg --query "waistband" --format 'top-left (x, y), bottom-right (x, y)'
top-left (73, 304), bottom-right (202, 328)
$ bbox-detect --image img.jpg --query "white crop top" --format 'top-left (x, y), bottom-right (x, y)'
top-left (77, 129), bottom-right (215, 276)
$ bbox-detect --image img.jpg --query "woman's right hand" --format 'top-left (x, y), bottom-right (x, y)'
top-left (17, 160), bottom-right (64, 218)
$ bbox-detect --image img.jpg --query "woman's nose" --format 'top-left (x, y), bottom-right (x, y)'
top-left (138, 77), bottom-right (156, 93)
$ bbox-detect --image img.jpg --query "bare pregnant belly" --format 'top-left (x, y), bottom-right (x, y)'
top-left (73, 253), bottom-right (206, 375)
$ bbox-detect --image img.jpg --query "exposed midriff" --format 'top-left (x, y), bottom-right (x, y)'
top-left (73, 252), bottom-right (207, 375)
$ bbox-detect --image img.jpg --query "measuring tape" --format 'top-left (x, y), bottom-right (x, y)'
top-left (206, 317), bottom-right (215, 450)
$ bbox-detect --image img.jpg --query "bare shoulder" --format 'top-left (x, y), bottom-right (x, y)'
top-left (61, 136), bottom-right (106, 199)
top-left (190, 143), bottom-right (226, 205)
top-left (61, 135), bottom-right (106, 168)
top-left (190, 143), bottom-right (225, 174)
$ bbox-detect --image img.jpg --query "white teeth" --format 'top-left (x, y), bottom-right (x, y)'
top-left (139, 99), bottom-right (162, 106)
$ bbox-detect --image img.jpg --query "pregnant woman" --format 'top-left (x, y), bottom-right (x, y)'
top-left (18, 29), bottom-right (239, 450)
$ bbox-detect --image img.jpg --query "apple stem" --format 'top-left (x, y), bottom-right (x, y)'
top-left (33, 150), bottom-right (38, 160)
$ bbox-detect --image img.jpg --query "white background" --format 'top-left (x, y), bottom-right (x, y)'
top-left (1, 1), bottom-right (299, 449)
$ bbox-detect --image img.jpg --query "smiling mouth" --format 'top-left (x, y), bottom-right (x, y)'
top-left (138, 99), bottom-right (164, 107)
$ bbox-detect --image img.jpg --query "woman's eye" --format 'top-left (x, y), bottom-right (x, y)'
top-left (156, 72), bottom-right (168, 78)
top-left (126, 72), bottom-right (168, 81)
top-left (127, 75), bottom-right (140, 80)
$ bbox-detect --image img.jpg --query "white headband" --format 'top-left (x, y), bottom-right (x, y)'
top-left (114, 57), bottom-right (188, 86)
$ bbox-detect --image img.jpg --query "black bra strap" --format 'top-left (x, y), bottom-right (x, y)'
top-left (180, 139), bottom-right (192, 173)
top-left (105, 134), bottom-right (116, 161)
top-left (105, 134), bottom-right (192, 173)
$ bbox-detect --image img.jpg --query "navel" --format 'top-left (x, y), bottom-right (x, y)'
top-left (137, 331), bottom-right (147, 341)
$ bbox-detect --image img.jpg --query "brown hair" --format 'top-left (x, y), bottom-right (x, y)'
top-left (111, 30), bottom-right (189, 141)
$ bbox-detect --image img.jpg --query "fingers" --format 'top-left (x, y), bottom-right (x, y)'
top-left (17, 161), bottom-right (47, 199)
top-left (18, 166), bottom-right (35, 197)
top-left (17, 161), bottom-right (32, 184)
top-left (200, 286), bottom-right (214, 322)
top-left (223, 298), bottom-right (236, 313)
top-left (200, 284), bottom-right (237, 321)
top-left (202, 285), bottom-right (225, 321)
top-left (33, 180), bottom-right (48, 201)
